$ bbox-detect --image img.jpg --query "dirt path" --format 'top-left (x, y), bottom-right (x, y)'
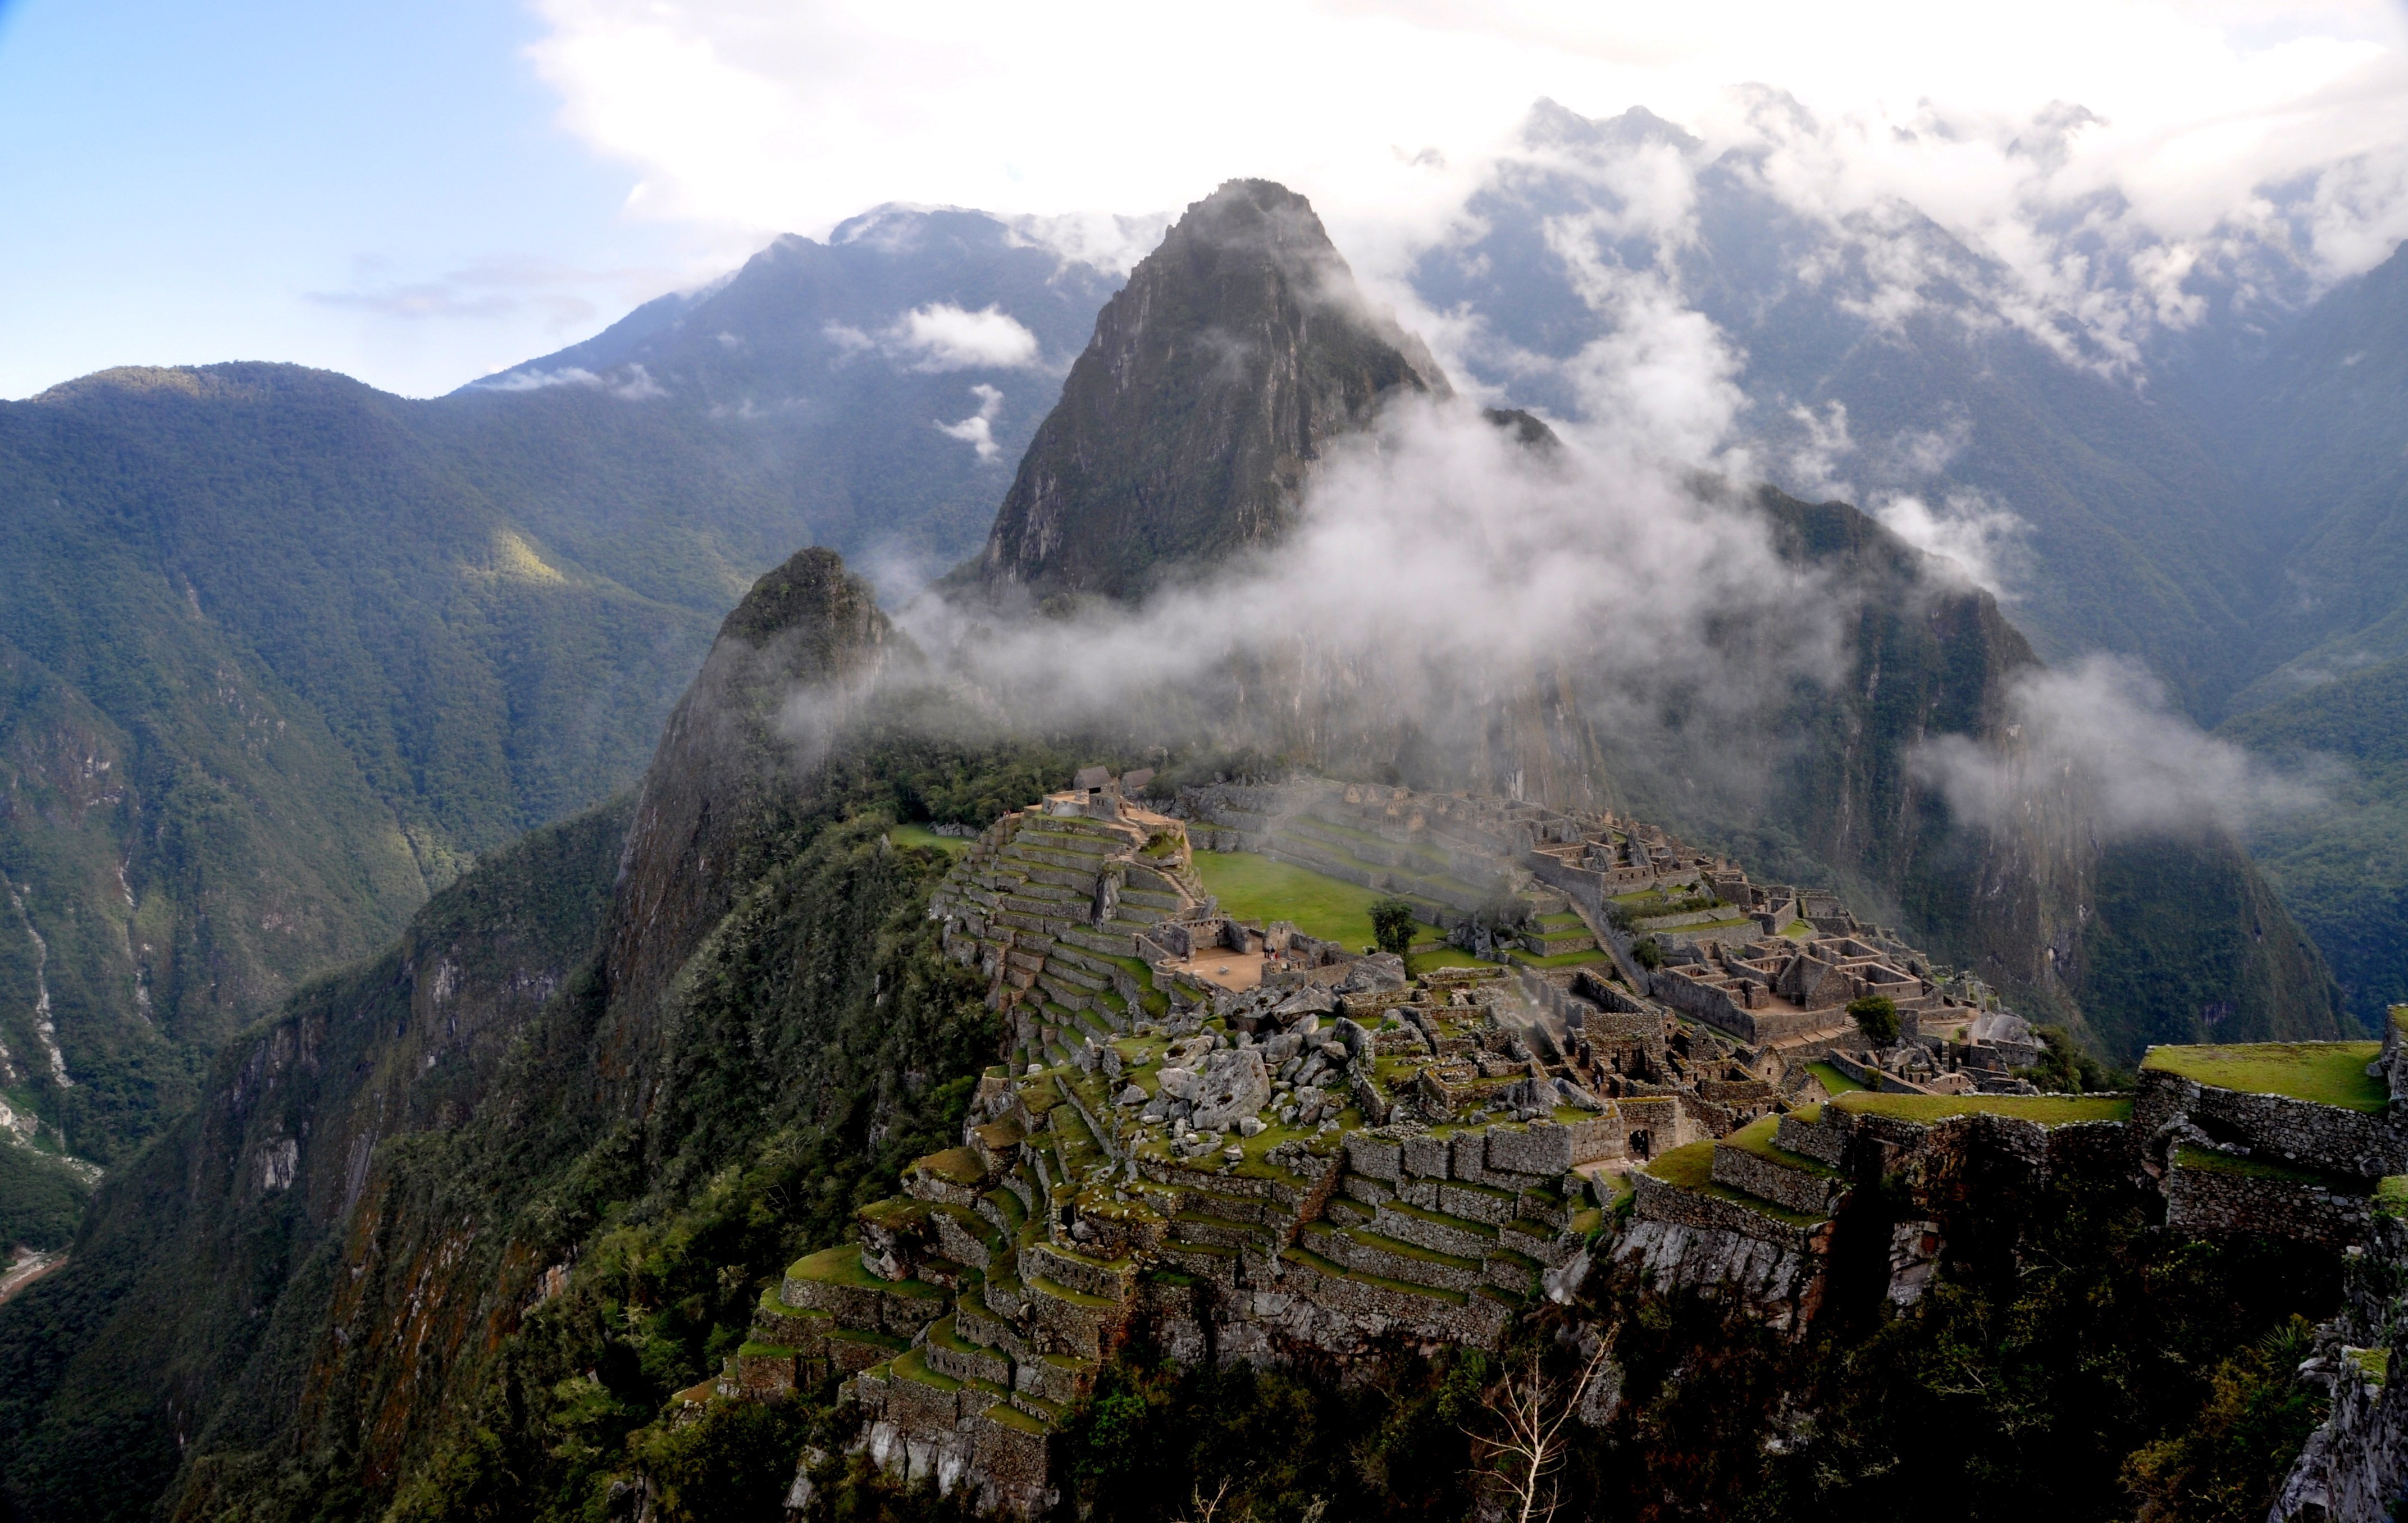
top-left (0, 1247), bottom-right (66, 1306)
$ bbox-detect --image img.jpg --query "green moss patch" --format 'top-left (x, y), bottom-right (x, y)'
top-left (2142, 1042), bottom-right (2387, 1113)
top-left (785, 1246), bottom-right (946, 1299)
top-left (890, 823), bottom-right (970, 855)
top-left (1507, 947), bottom-right (1612, 970)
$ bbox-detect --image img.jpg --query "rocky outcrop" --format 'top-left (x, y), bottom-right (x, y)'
top-left (978, 179), bottom-right (1448, 601)
top-left (2269, 1215), bottom-right (2408, 1521)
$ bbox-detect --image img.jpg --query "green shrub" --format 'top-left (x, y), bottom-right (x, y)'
top-left (1370, 897), bottom-right (1418, 958)
top-left (1848, 993), bottom-right (1900, 1046)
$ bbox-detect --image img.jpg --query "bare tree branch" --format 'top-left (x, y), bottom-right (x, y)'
top-left (1464, 1344), bottom-right (1610, 1523)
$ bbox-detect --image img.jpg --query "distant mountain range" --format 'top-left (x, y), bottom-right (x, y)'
top-left (4, 95), bottom-right (2405, 1246)
top-left (0, 212), bottom-right (1121, 1191)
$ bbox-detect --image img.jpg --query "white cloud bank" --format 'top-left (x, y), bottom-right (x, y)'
top-left (1912, 656), bottom-right (2323, 840)
top-left (936, 383), bottom-right (1007, 462)
top-left (888, 303), bottom-right (1042, 371)
top-left (528, 1), bottom-right (2408, 303)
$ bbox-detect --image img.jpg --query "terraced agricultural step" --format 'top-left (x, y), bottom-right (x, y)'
top-left (1170, 1211), bottom-right (1268, 1252)
top-left (957, 1285), bottom-right (1033, 1361)
top-left (921, 1315), bottom-right (1014, 1387)
top-left (1017, 864), bottom-right (1103, 893)
top-left (1054, 925), bottom-right (1141, 959)
top-left (1483, 1246), bottom-right (1541, 1297)
top-left (1020, 1276), bottom-right (1123, 1360)
top-left (1010, 1390), bottom-right (1067, 1426)
top-left (1023, 1241), bottom-right (1136, 1301)
top-left (1015, 1350), bottom-right (1098, 1405)
top-left (1325, 1197), bottom-right (1374, 1228)
top-left (1034, 975), bottom-right (1093, 1013)
top-left (1498, 1218), bottom-right (1580, 1267)
top-left (1331, 1226), bottom-right (1488, 1293)
top-left (781, 1247), bottom-right (948, 1335)
top-left (1374, 1199), bottom-right (1500, 1258)
top-left (1279, 1243), bottom-right (1471, 1307)
top-left (978, 1185), bottom-right (1028, 1240)
top-left (1042, 958), bottom-right (1111, 992)
top-left (1179, 1189), bottom-right (1276, 1226)
top-left (932, 1204), bottom-right (1006, 1270)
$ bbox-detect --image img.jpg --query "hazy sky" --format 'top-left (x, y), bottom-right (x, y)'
top-left (6, 0), bottom-right (2406, 400)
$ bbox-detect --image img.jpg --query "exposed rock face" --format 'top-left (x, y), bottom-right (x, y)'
top-left (1612, 489), bottom-right (2345, 1059)
top-left (1188, 1048), bottom-right (1270, 1132)
top-left (978, 179), bottom-right (1448, 601)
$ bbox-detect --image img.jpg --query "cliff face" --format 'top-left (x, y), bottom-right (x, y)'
top-left (978, 179), bottom-right (1448, 601)
top-left (1720, 493), bottom-right (2342, 1056)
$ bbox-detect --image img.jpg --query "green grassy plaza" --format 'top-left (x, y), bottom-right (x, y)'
top-left (2141, 1042), bottom-right (2387, 1112)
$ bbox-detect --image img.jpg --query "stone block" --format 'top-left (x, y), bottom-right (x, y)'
top-left (1709, 1144), bottom-right (1843, 1218)
top-left (1344, 1132), bottom-right (1405, 1182)
top-left (1486, 1123), bottom-right (1574, 1177)
top-left (1403, 1133), bottom-right (1451, 1178)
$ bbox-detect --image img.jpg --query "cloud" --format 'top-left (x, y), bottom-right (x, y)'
top-left (824, 305), bottom-right (1046, 372)
top-left (305, 254), bottom-right (685, 331)
top-left (469, 361), bottom-right (667, 400)
top-left (1910, 655), bottom-right (2321, 840)
top-left (936, 382), bottom-right (1007, 461)
top-left (887, 303), bottom-right (1043, 371)
top-left (527, 2), bottom-right (2408, 321)
top-left (897, 392), bottom-right (1849, 810)
top-left (1874, 490), bottom-right (2032, 598)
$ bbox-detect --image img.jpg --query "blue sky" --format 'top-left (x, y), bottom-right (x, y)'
top-left (0, 0), bottom-right (715, 398)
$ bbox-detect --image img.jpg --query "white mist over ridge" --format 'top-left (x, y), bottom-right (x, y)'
top-left (1911, 655), bottom-right (2328, 841)
top-left (893, 396), bottom-right (1842, 759)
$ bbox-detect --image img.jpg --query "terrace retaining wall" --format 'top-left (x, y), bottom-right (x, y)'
top-left (2164, 1161), bottom-right (2374, 1251)
top-left (2136, 1068), bottom-right (2408, 1179)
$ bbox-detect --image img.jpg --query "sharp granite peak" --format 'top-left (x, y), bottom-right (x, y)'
top-left (978, 179), bottom-right (1453, 603)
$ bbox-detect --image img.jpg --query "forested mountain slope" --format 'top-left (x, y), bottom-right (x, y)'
top-left (0, 547), bottom-right (1050, 1522)
top-left (0, 212), bottom-right (1122, 1217)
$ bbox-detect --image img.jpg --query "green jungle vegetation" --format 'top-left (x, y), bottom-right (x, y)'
top-left (2140, 1041), bottom-right (2389, 1111)
top-left (1191, 850), bottom-right (1387, 951)
top-left (0, 1147), bottom-right (90, 1252)
top-left (2223, 653), bottom-right (2408, 1032)
top-left (0, 208), bottom-right (1118, 1238)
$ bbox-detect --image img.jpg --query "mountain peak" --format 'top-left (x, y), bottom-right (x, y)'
top-left (977, 179), bottom-right (1449, 602)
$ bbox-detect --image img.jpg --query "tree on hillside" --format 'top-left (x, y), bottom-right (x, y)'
top-left (1848, 993), bottom-right (1900, 1046)
top-left (1370, 897), bottom-right (1417, 959)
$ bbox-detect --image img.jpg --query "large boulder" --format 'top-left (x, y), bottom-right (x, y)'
top-left (1190, 1048), bottom-right (1273, 1132)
